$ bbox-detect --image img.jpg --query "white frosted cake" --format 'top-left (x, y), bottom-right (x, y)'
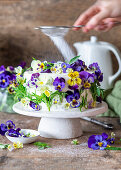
top-left (14, 56), bottom-right (104, 112)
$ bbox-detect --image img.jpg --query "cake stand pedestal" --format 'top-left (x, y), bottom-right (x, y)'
top-left (13, 102), bottom-right (108, 139)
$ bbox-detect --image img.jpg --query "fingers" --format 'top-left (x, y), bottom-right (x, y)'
top-left (85, 11), bottom-right (110, 30)
top-left (94, 22), bottom-right (114, 32)
top-left (73, 5), bottom-right (99, 30)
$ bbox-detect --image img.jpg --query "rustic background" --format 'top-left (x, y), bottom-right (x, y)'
top-left (0, 0), bottom-right (121, 80)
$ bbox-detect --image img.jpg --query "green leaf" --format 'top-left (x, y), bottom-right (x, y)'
top-left (0, 144), bottom-right (9, 149)
top-left (34, 142), bottom-right (51, 149)
top-left (97, 88), bottom-right (100, 96)
top-left (32, 57), bottom-right (37, 60)
top-left (69, 56), bottom-right (80, 65)
top-left (105, 147), bottom-right (121, 150)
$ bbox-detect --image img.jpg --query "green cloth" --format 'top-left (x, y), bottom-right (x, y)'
top-left (98, 80), bottom-right (121, 121)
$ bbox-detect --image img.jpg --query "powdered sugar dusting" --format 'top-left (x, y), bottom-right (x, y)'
top-left (26, 142), bottom-right (94, 157)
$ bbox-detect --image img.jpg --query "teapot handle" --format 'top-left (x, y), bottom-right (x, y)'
top-left (104, 43), bottom-right (121, 86)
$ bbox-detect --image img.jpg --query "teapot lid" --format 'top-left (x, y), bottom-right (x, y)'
top-left (83, 36), bottom-right (100, 45)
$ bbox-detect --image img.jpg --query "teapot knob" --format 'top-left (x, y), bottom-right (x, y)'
top-left (90, 36), bottom-right (97, 43)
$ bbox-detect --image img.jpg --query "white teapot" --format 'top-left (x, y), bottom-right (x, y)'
top-left (73, 36), bottom-right (121, 89)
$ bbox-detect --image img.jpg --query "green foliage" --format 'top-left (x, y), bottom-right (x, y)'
top-left (90, 81), bottom-right (104, 101)
top-left (0, 144), bottom-right (9, 149)
top-left (69, 56), bottom-right (80, 65)
top-left (105, 147), bottom-right (121, 150)
top-left (14, 81), bottom-right (27, 102)
top-left (34, 142), bottom-right (51, 150)
top-left (80, 92), bottom-right (88, 111)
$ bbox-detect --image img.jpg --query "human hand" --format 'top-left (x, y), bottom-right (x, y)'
top-left (73, 0), bottom-right (121, 32)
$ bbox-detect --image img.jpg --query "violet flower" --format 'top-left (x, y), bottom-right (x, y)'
top-left (70, 59), bottom-right (86, 72)
top-left (88, 63), bottom-right (100, 70)
top-left (79, 71), bottom-right (94, 84)
top-left (0, 72), bottom-right (10, 88)
top-left (31, 73), bottom-right (40, 81)
top-left (94, 70), bottom-right (103, 82)
top-left (61, 63), bottom-right (71, 73)
top-left (8, 128), bottom-right (22, 137)
top-left (0, 124), bottom-right (8, 136)
top-left (29, 101), bottom-right (40, 111)
top-left (53, 77), bottom-right (65, 91)
top-left (6, 120), bottom-right (15, 130)
top-left (88, 133), bottom-right (108, 150)
top-left (66, 89), bottom-right (80, 108)
top-left (19, 61), bottom-right (26, 69)
top-left (0, 65), bottom-right (5, 73)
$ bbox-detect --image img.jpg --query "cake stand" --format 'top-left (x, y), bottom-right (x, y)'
top-left (13, 102), bottom-right (108, 139)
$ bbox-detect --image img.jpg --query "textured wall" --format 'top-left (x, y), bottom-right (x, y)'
top-left (0, 0), bottom-right (121, 80)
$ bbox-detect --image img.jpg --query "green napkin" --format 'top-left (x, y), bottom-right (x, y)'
top-left (98, 80), bottom-right (121, 121)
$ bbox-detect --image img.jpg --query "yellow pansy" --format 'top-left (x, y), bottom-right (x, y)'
top-left (64, 103), bottom-right (70, 109)
top-left (45, 90), bottom-right (50, 97)
top-left (13, 142), bottom-right (17, 149)
top-left (67, 71), bottom-right (82, 86)
top-left (39, 63), bottom-right (45, 69)
top-left (84, 82), bottom-right (91, 89)
top-left (68, 71), bottom-right (79, 79)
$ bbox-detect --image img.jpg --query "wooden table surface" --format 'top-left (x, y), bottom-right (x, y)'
top-left (0, 112), bottom-right (121, 170)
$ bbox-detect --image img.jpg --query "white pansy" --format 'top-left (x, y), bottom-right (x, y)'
top-left (15, 66), bottom-right (22, 74)
top-left (21, 97), bottom-right (30, 106)
top-left (31, 60), bottom-right (41, 72)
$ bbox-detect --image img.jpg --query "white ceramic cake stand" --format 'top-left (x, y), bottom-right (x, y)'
top-left (13, 102), bottom-right (108, 139)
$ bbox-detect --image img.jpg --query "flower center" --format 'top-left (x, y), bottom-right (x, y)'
top-left (2, 79), bottom-right (6, 83)
top-left (98, 142), bottom-right (103, 147)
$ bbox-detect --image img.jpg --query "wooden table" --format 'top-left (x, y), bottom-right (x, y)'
top-left (0, 112), bottom-right (121, 170)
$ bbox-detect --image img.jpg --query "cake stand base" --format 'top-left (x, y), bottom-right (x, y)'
top-left (38, 117), bottom-right (82, 139)
top-left (13, 102), bottom-right (108, 139)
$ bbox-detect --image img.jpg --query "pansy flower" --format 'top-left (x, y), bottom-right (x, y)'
top-left (88, 63), bottom-right (100, 71)
top-left (53, 77), bottom-right (65, 91)
top-left (8, 128), bottom-right (22, 137)
top-left (29, 101), bottom-right (41, 111)
top-left (0, 124), bottom-right (8, 136)
top-left (0, 72), bottom-right (10, 88)
top-left (79, 71), bottom-right (94, 89)
top-left (6, 120), bottom-right (15, 130)
top-left (70, 59), bottom-right (87, 72)
top-left (65, 89), bottom-right (80, 108)
top-left (61, 63), bottom-right (71, 73)
top-left (88, 133), bottom-right (109, 150)
top-left (94, 69), bottom-right (103, 82)
top-left (67, 71), bottom-right (81, 89)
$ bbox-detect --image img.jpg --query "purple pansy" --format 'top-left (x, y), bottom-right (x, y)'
top-left (41, 69), bottom-right (51, 73)
top-left (0, 120), bottom-right (16, 136)
top-left (31, 73), bottom-right (40, 81)
top-left (61, 63), bottom-right (71, 73)
top-left (19, 61), bottom-right (26, 69)
top-left (94, 69), bottom-right (103, 82)
top-left (53, 77), bottom-right (65, 91)
top-left (79, 71), bottom-right (94, 84)
top-left (88, 133), bottom-right (108, 150)
top-left (29, 101), bottom-right (40, 111)
top-left (0, 65), bottom-right (5, 73)
top-left (8, 128), bottom-right (22, 137)
top-left (6, 120), bottom-right (15, 130)
top-left (88, 63), bottom-right (100, 70)
top-left (66, 89), bottom-right (80, 108)
top-left (0, 124), bottom-right (8, 136)
top-left (70, 59), bottom-right (87, 72)
top-left (0, 72), bottom-right (10, 88)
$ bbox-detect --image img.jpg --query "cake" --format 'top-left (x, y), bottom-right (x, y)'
top-left (14, 56), bottom-right (104, 112)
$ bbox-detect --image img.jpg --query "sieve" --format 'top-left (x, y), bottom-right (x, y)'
top-left (34, 25), bottom-right (85, 30)
top-left (34, 21), bottom-right (121, 30)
